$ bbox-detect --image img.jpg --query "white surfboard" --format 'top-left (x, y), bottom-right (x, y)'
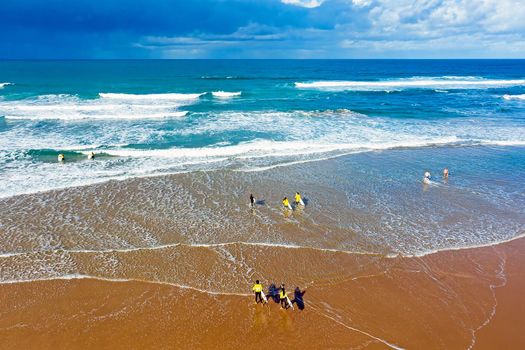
top-left (286, 296), bottom-right (294, 310)
top-left (261, 292), bottom-right (268, 304)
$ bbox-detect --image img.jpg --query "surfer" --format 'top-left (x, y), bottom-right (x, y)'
top-left (279, 284), bottom-right (290, 309)
top-left (88, 151), bottom-right (95, 160)
top-left (58, 153), bottom-right (65, 162)
top-left (291, 287), bottom-right (306, 310)
top-left (423, 171), bottom-right (431, 184)
top-left (267, 283), bottom-right (280, 303)
top-left (294, 192), bottom-right (304, 206)
top-left (252, 280), bottom-right (265, 304)
top-left (282, 197), bottom-right (292, 210)
top-left (443, 168), bottom-right (449, 178)
top-left (250, 193), bottom-right (255, 208)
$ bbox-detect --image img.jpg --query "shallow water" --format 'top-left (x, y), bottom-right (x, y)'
top-left (1, 60), bottom-right (525, 198)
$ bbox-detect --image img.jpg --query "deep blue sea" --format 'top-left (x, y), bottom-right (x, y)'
top-left (0, 60), bottom-right (524, 198)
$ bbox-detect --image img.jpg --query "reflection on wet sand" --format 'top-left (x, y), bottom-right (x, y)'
top-left (0, 149), bottom-right (524, 349)
top-left (0, 237), bottom-right (524, 349)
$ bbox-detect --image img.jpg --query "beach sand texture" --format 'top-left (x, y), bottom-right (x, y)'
top-left (0, 153), bottom-right (524, 349)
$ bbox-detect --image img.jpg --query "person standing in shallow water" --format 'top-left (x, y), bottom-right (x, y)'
top-left (282, 197), bottom-right (292, 210)
top-left (250, 194), bottom-right (255, 209)
top-left (294, 192), bottom-right (304, 207)
top-left (291, 287), bottom-right (306, 310)
top-left (252, 280), bottom-right (264, 304)
top-left (279, 284), bottom-right (289, 309)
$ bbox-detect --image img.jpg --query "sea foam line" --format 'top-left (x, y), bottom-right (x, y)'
top-left (0, 274), bottom-right (251, 296)
top-left (2, 232), bottom-right (524, 260)
top-left (0, 82), bottom-right (13, 88)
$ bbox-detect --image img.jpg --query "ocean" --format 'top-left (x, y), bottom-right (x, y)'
top-left (0, 59), bottom-right (524, 259)
top-left (1, 60), bottom-right (525, 348)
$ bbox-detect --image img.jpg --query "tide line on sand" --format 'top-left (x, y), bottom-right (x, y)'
top-left (1, 232), bottom-right (524, 260)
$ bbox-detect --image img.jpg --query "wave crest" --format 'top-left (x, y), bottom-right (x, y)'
top-left (503, 94), bottom-right (525, 100)
top-left (212, 91), bottom-right (242, 98)
top-left (295, 77), bottom-right (525, 91)
top-left (99, 92), bottom-right (204, 101)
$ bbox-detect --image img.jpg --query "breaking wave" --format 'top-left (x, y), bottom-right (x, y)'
top-left (295, 77), bottom-right (525, 91)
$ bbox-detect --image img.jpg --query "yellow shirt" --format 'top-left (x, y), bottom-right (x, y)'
top-left (252, 284), bottom-right (263, 293)
top-left (283, 199), bottom-right (290, 207)
top-left (295, 194), bottom-right (301, 203)
top-left (279, 290), bottom-right (287, 299)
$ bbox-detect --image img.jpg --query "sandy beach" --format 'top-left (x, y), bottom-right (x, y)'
top-left (0, 150), bottom-right (524, 349)
top-left (0, 236), bottom-right (523, 349)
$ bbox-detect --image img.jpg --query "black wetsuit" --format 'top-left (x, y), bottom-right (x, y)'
top-left (267, 284), bottom-right (280, 303)
top-left (292, 289), bottom-right (306, 310)
top-left (250, 194), bottom-right (255, 207)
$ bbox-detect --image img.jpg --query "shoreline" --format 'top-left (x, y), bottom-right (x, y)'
top-left (1, 235), bottom-right (524, 349)
top-left (1, 143), bottom-right (524, 201)
top-left (1, 228), bottom-right (525, 262)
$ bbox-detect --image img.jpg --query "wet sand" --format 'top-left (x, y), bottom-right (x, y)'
top-left (0, 237), bottom-right (524, 349)
top-left (0, 150), bottom-right (524, 349)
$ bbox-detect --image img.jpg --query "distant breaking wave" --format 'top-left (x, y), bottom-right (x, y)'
top-left (503, 94), bottom-right (525, 100)
top-left (0, 93), bottom-right (199, 120)
top-left (0, 82), bottom-right (13, 88)
top-left (295, 77), bottom-right (525, 91)
top-left (99, 92), bottom-right (204, 101)
top-left (212, 91), bottom-right (242, 98)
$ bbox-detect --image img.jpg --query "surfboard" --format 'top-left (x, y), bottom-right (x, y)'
top-left (261, 292), bottom-right (268, 304)
top-left (286, 295), bottom-right (294, 310)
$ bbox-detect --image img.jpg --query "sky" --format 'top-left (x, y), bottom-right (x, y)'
top-left (1, 0), bottom-right (525, 59)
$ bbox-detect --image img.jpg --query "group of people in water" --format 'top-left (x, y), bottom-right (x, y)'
top-left (252, 280), bottom-right (306, 310)
top-left (57, 152), bottom-right (96, 162)
top-left (249, 192), bottom-right (305, 211)
top-left (423, 167), bottom-right (449, 184)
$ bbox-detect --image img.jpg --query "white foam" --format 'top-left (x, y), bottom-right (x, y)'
top-left (0, 274), bottom-right (251, 296)
top-left (0, 82), bottom-right (13, 88)
top-left (3, 111), bottom-right (188, 120)
top-left (212, 91), bottom-right (242, 98)
top-left (503, 94), bottom-right (525, 100)
top-left (0, 93), bottom-right (194, 120)
top-left (99, 92), bottom-right (204, 101)
top-left (96, 137), bottom-right (462, 159)
top-left (295, 77), bottom-right (525, 91)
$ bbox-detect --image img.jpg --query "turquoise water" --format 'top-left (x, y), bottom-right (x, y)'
top-left (0, 59), bottom-right (524, 198)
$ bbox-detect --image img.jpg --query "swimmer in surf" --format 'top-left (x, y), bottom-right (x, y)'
top-left (443, 168), bottom-right (449, 178)
top-left (423, 171), bottom-right (431, 184)
top-left (250, 194), bottom-right (255, 208)
top-left (88, 151), bottom-right (95, 160)
top-left (58, 153), bottom-right (65, 162)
